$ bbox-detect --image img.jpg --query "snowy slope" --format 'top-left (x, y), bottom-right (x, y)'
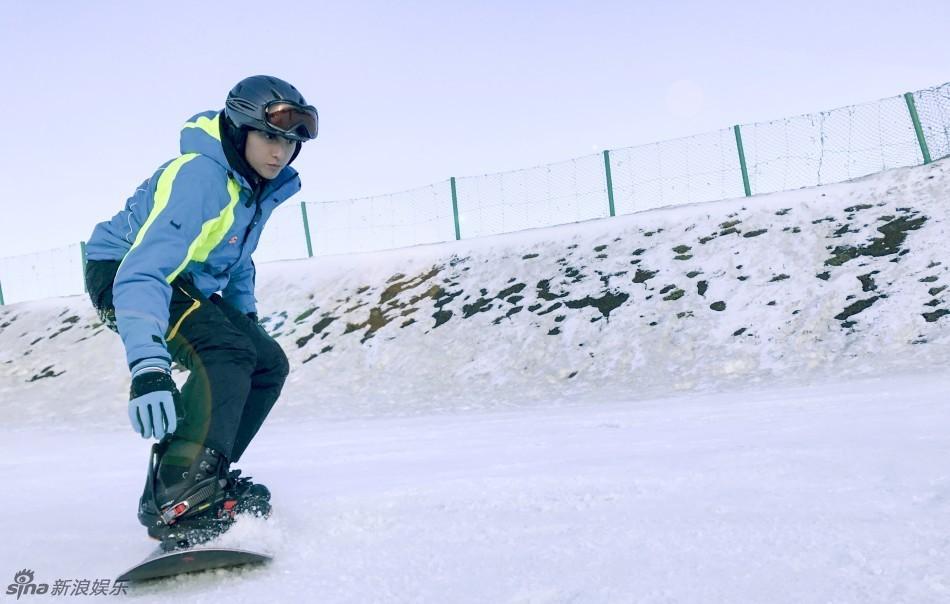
top-left (1, 158), bottom-right (949, 602)
top-left (1, 157), bottom-right (949, 423)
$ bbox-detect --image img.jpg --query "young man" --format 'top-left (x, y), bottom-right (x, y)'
top-left (84, 75), bottom-right (318, 550)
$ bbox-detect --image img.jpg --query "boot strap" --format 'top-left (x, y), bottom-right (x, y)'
top-left (160, 481), bottom-right (219, 525)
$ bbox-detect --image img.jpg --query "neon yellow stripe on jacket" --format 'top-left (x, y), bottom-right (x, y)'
top-left (125, 153), bottom-right (200, 259)
top-left (182, 114), bottom-right (221, 142)
top-left (165, 176), bottom-right (242, 283)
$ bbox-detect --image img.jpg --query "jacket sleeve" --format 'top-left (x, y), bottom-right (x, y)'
top-left (113, 155), bottom-right (227, 369)
top-left (222, 256), bottom-right (257, 315)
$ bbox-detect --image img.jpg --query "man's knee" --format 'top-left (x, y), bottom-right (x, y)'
top-left (259, 337), bottom-right (290, 383)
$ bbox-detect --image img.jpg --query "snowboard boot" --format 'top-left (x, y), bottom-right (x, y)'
top-left (138, 441), bottom-right (270, 551)
top-left (224, 468), bottom-right (271, 517)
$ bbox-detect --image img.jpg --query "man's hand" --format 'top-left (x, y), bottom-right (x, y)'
top-left (128, 359), bottom-right (181, 439)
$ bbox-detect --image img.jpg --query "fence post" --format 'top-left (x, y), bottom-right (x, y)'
top-left (904, 92), bottom-right (932, 165)
top-left (80, 241), bottom-right (88, 293)
top-left (603, 150), bottom-right (616, 217)
top-left (450, 177), bottom-right (461, 240)
top-left (300, 202), bottom-right (314, 258)
top-left (0, 280), bottom-right (4, 306)
top-left (733, 125), bottom-right (752, 197)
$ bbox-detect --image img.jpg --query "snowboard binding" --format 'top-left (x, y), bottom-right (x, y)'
top-left (138, 441), bottom-right (271, 551)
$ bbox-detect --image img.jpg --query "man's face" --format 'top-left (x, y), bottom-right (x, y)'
top-left (244, 129), bottom-right (297, 180)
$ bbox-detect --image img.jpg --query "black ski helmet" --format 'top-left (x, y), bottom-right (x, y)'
top-left (224, 75), bottom-right (318, 142)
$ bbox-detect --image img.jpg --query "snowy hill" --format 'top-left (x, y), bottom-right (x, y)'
top-left (2, 159), bottom-right (949, 603)
top-left (2, 157), bottom-right (949, 423)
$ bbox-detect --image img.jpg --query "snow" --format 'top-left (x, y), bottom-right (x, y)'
top-left (1, 158), bottom-right (949, 601)
top-left (2, 374), bottom-right (949, 602)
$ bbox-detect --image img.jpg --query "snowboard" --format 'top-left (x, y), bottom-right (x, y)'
top-left (116, 547), bottom-right (272, 583)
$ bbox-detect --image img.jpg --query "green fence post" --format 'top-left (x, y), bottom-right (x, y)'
top-left (904, 92), bottom-right (932, 165)
top-left (0, 280), bottom-right (4, 306)
top-left (80, 240), bottom-right (88, 293)
top-left (603, 150), bottom-right (616, 217)
top-left (734, 125), bottom-right (752, 197)
top-left (300, 202), bottom-right (314, 258)
top-left (450, 177), bottom-right (461, 240)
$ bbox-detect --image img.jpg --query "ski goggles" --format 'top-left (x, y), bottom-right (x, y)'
top-left (264, 101), bottom-right (319, 141)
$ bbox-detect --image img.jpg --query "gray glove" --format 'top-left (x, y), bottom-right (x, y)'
top-left (128, 359), bottom-right (181, 440)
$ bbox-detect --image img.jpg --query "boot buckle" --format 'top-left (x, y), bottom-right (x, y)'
top-left (160, 501), bottom-right (190, 525)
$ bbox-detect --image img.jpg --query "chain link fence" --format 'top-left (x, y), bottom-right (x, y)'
top-left (742, 94), bottom-right (924, 195)
top-left (0, 243), bottom-right (86, 305)
top-left (3, 82), bottom-right (948, 305)
top-left (610, 127), bottom-right (746, 214)
top-left (914, 84), bottom-right (950, 161)
top-left (455, 153), bottom-right (610, 239)
top-left (301, 182), bottom-right (455, 258)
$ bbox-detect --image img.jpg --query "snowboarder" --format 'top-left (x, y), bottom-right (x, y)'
top-left (83, 75), bottom-right (318, 550)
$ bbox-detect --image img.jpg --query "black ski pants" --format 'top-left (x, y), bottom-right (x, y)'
top-left (84, 260), bottom-right (289, 462)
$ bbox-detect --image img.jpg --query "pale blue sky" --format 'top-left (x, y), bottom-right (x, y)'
top-left (0, 0), bottom-right (947, 257)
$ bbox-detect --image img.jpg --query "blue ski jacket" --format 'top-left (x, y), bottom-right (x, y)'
top-left (86, 111), bottom-right (302, 369)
